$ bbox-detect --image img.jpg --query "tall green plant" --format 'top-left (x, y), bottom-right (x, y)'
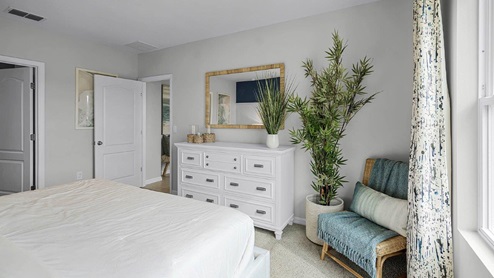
top-left (288, 31), bottom-right (378, 205)
top-left (256, 77), bottom-right (294, 134)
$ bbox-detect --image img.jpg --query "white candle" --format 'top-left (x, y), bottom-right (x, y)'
top-left (191, 125), bottom-right (196, 134)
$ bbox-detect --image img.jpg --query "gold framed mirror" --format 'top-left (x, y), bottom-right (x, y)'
top-left (205, 63), bottom-right (285, 129)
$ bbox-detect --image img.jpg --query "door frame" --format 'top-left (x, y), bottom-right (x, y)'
top-left (139, 74), bottom-right (173, 190)
top-left (0, 55), bottom-right (45, 189)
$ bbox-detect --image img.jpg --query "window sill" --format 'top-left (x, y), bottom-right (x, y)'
top-left (459, 229), bottom-right (494, 276)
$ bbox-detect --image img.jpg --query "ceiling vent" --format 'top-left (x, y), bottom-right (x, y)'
top-left (125, 41), bottom-right (158, 52)
top-left (4, 7), bottom-right (45, 22)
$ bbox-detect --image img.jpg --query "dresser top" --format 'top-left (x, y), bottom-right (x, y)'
top-left (175, 141), bottom-right (295, 154)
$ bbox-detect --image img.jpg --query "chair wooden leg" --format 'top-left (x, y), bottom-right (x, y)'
top-left (376, 250), bottom-right (405, 278)
top-left (321, 242), bottom-right (329, 260)
top-left (376, 255), bottom-right (384, 278)
top-left (322, 242), bottom-right (404, 278)
top-left (321, 242), bottom-right (363, 278)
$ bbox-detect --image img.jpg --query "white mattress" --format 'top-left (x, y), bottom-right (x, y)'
top-left (0, 179), bottom-right (255, 278)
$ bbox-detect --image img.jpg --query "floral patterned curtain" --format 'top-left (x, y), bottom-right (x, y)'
top-left (408, 0), bottom-right (454, 277)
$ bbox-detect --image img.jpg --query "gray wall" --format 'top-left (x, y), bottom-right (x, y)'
top-left (145, 81), bottom-right (162, 181)
top-left (0, 16), bottom-right (138, 186)
top-left (138, 0), bottom-right (413, 219)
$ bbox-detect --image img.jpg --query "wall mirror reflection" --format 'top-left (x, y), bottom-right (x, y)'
top-left (205, 63), bottom-right (285, 129)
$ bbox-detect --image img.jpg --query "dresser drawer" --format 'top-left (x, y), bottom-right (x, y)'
top-left (204, 160), bottom-right (240, 173)
top-left (180, 169), bottom-right (219, 189)
top-left (244, 156), bottom-right (275, 177)
top-left (224, 176), bottom-right (274, 200)
top-left (182, 189), bottom-right (219, 204)
top-left (180, 150), bottom-right (202, 167)
top-left (205, 152), bottom-right (240, 163)
top-left (225, 197), bottom-right (274, 223)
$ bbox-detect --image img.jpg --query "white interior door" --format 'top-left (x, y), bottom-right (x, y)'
top-left (0, 67), bottom-right (33, 194)
top-left (94, 75), bottom-right (145, 187)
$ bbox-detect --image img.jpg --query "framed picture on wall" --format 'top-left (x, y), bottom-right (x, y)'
top-left (217, 94), bottom-right (231, 125)
top-left (75, 68), bottom-right (117, 129)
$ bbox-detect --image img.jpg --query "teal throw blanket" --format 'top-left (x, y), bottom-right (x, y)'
top-left (368, 158), bottom-right (409, 199)
top-left (318, 211), bottom-right (398, 278)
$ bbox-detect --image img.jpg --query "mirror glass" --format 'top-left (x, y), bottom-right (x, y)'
top-left (205, 63), bottom-right (285, 129)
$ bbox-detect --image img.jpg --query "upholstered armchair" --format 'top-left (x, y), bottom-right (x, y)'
top-left (318, 158), bottom-right (408, 278)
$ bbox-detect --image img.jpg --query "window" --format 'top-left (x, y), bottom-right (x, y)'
top-left (479, 0), bottom-right (494, 248)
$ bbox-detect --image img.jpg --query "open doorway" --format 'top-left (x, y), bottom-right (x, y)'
top-left (160, 81), bottom-right (171, 192)
top-left (140, 74), bottom-right (172, 194)
top-left (0, 55), bottom-right (45, 193)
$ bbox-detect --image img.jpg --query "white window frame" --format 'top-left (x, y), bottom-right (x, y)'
top-left (479, 0), bottom-right (494, 248)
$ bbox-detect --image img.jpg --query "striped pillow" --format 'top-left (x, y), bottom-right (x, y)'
top-left (349, 181), bottom-right (408, 237)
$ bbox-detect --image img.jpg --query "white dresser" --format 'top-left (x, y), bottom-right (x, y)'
top-left (175, 142), bottom-right (295, 239)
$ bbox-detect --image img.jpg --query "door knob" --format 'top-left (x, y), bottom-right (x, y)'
top-left (97, 141), bottom-right (103, 145)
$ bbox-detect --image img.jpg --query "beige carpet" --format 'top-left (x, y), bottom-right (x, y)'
top-left (255, 224), bottom-right (406, 278)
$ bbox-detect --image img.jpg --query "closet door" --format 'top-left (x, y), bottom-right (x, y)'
top-left (0, 67), bottom-right (32, 194)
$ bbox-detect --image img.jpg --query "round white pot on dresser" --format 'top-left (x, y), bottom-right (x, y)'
top-left (266, 134), bottom-right (279, 148)
top-left (305, 194), bottom-right (344, 245)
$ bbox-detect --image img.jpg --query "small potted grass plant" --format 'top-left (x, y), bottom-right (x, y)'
top-left (256, 76), bottom-right (294, 148)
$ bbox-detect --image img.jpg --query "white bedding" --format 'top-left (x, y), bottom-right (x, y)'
top-left (0, 179), bottom-right (255, 278)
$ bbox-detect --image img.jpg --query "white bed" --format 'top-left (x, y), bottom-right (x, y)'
top-left (0, 179), bottom-right (269, 278)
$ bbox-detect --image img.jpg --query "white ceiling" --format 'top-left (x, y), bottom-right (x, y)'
top-left (0, 0), bottom-right (379, 53)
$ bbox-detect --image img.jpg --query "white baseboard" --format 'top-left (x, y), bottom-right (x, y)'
top-left (145, 176), bottom-right (162, 185)
top-left (293, 217), bottom-right (306, 226)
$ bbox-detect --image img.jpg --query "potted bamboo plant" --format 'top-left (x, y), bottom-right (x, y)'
top-left (256, 76), bottom-right (294, 148)
top-left (288, 31), bottom-right (378, 244)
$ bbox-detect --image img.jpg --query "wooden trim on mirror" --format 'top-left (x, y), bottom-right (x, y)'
top-left (205, 63), bottom-right (285, 129)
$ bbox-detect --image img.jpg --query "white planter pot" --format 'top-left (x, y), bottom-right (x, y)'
top-left (266, 134), bottom-right (279, 148)
top-left (305, 194), bottom-right (344, 245)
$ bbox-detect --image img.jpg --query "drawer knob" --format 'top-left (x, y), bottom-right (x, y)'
top-left (256, 210), bottom-right (267, 215)
top-left (256, 187), bottom-right (267, 191)
top-left (234, 166), bottom-right (237, 170)
top-left (206, 163), bottom-right (209, 166)
top-left (253, 164), bottom-right (264, 168)
top-left (229, 182), bottom-right (239, 187)
top-left (187, 157), bottom-right (194, 160)
top-left (185, 175), bottom-right (193, 179)
top-left (206, 199), bottom-right (214, 203)
top-left (206, 178), bottom-right (214, 183)
top-left (230, 204), bottom-right (239, 208)
top-left (185, 194), bottom-right (193, 198)
top-left (206, 155), bottom-right (209, 158)
top-left (234, 158), bottom-right (237, 161)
